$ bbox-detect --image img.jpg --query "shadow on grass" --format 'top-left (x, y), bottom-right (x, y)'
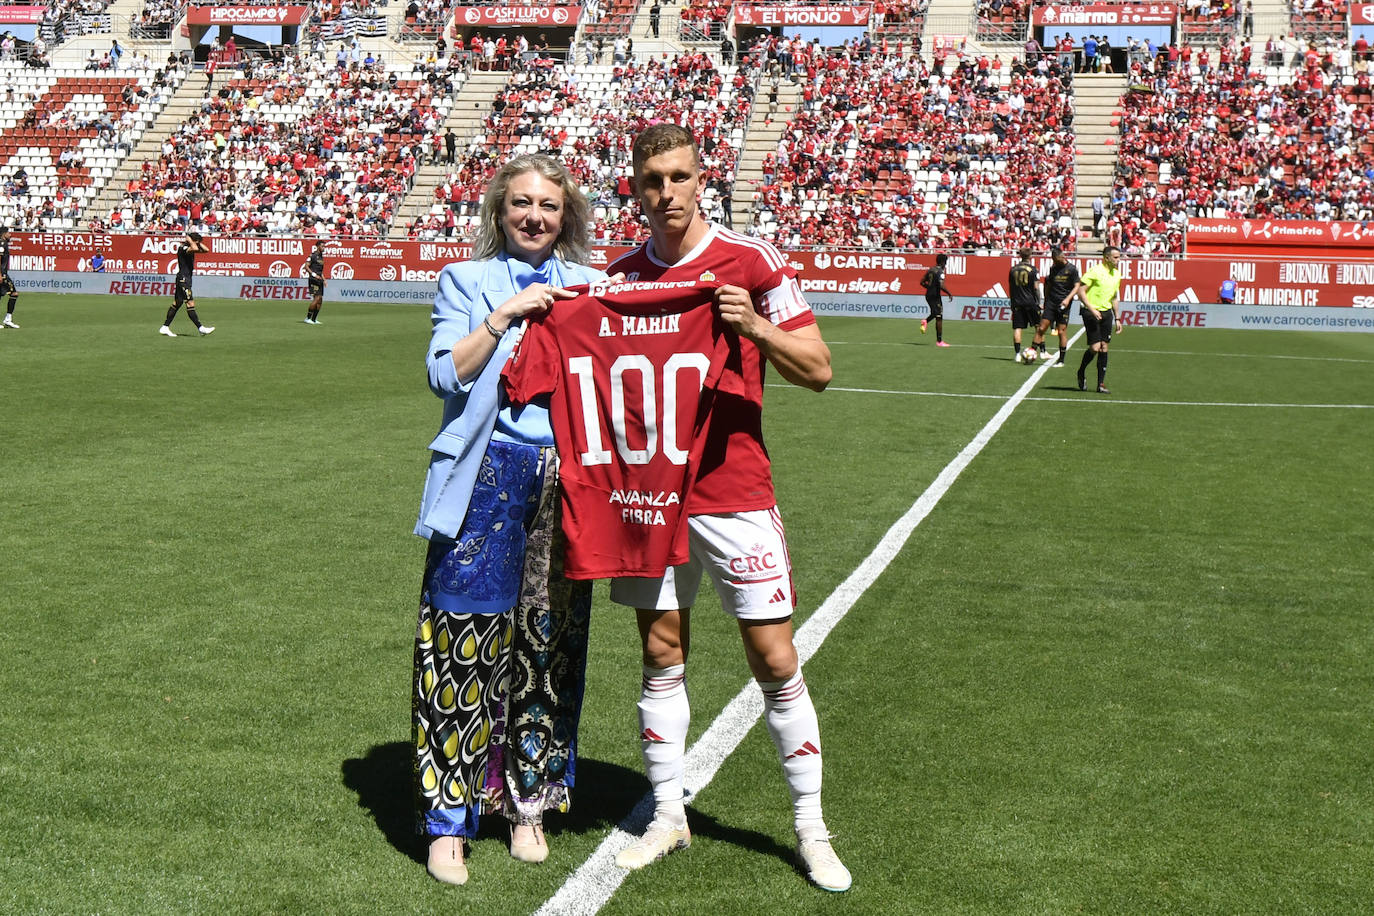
top-left (342, 742), bottom-right (791, 868)
top-left (341, 742), bottom-right (425, 864)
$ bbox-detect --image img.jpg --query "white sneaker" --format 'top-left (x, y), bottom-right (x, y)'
top-left (3, 316), bottom-right (18, 328)
top-left (796, 827), bottom-right (851, 892)
top-left (159, 326), bottom-right (177, 337)
top-left (614, 819), bottom-right (691, 870)
top-left (198, 325), bottom-right (215, 336)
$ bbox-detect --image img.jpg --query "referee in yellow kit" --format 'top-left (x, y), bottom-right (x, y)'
top-left (1075, 246), bottom-right (1124, 393)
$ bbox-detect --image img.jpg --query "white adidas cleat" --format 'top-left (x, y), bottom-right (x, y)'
top-left (614, 819), bottom-right (691, 870)
top-left (198, 325), bottom-right (215, 336)
top-left (796, 827), bottom-right (851, 892)
top-left (159, 326), bottom-right (177, 337)
top-left (2, 316), bottom-right (18, 328)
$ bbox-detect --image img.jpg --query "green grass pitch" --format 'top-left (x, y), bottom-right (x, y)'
top-left (2, 294), bottom-right (1372, 914)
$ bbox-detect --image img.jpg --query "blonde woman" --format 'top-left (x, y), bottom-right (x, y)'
top-left (412, 155), bottom-right (604, 885)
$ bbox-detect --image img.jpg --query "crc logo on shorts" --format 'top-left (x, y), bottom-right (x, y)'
top-left (727, 549), bottom-right (777, 580)
top-left (268, 260), bottom-right (291, 278)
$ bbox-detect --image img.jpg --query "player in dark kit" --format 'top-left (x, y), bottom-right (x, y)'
top-left (920, 252), bottom-right (953, 346)
top-left (1007, 248), bottom-right (1041, 359)
top-left (0, 226), bottom-right (20, 329)
top-left (160, 231), bottom-right (214, 337)
top-left (1032, 246), bottom-right (1082, 366)
top-left (304, 239), bottom-right (325, 324)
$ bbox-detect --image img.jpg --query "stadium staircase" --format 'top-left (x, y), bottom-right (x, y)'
top-left (85, 73), bottom-right (208, 224)
top-left (733, 79), bottom-right (799, 234)
top-left (625, 1), bottom-right (686, 60)
top-left (1251, 0), bottom-right (1293, 44)
top-left (51, 0), bottom-right (143, 64)
top-left (1071, 72), bottom-right (1127, 243)
top-left (388, 70), bottom-right (511, 237)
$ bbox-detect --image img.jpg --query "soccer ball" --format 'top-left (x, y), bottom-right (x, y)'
top-left (1020, 347), bottom-right (1038, 365)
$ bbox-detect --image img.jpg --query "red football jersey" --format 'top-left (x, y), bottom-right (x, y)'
top-left (610, 224), bottom-right (817, 514)
top-left (502, 279), bottom-right (747, 579)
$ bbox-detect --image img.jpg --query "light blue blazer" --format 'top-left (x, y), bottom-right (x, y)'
top-left (414, 251), bottom-right (605, 540)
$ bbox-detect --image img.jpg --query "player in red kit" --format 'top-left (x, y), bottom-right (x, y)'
top-left (608, 124), bottom-right (851, 892)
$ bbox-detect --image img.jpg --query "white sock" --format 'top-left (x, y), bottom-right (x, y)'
top-left (638, 664), bottom-right (689, 825)
top-left (760, 669), bottom-right (825, 833)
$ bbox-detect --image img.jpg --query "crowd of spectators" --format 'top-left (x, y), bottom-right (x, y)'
top-left (1, 15), bottom-right (1366, 252)
top-left (41, 0), bottom-right (113, 45)
top-left (133, 0), bottom-right (184, 38)
top-left (872, 0), bottom-right (930, 32)
top-left (679, 0), bottom-right (730, 42)
top-left (313, 0), bottom-right (388, 40)
top-left (1109, 38), bottom-right (1374, 255)
top-left (400, 0), bottom-right (457, 39)
top-left (135, 1), bottom-right (387, 41)
top-left (582, 0), bottom-right (639, 40)
top-left (408, 50), bottom-right (755, 240)
top-left (1182, 0), bottom-right (1239, 25)
top-left (92, 53), bottom-right (450, 237)
top-left (1290, 0), bottom-right (1349, 39)
top-left (750, 42), bottom-right (1078, 253)
top-left (0, 59), bottom-right (186, 231)
top-left (976, 0), bottom-right (1031, 27)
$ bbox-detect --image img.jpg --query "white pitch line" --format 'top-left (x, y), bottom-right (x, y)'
top-left (826, 340), bottom-right (1374, 365)
top-left (534, 336), bottom-right (1079, 916)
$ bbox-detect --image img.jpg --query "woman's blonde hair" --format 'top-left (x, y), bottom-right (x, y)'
top-left (471, 154), bottom-right (591, 265)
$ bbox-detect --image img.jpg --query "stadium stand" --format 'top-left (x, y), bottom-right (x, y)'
top-left (874, 0), bottom-right (930, 32)
top-left (399, 0), bottom-right (461, 42)
top-left (0, 60), bottom-right (186, 231)
top-left (311, 0), bottom-right (389, 41)
top-left (408, 49), bottom-right (754, 240)
top-left (1289, 0), bottom-right (1349, 42)
top-left (39, 1), bottom-right (114, 46)
top-left (1109, 39), bottom-right (1373, 255)
top-left (1179, 0), bottom-right (1240, 43)
top-left (749, 44), bottom-right (1078, 252)
top-left (96, 54), bottom-right (455, 237)
top-left (975, 0), bottom-right (1030, 45)
top-left (132, 1), bottom-right (186, 41)
top-left (678, 1), bottom-right (730, 43)
top-left (582, 0), bottom-right (641, 41)
top-left (6, 2), bottom-right (1366, 254)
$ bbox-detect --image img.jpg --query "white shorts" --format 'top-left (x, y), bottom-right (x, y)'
top-left (609, 508), bottom-right (796, 620)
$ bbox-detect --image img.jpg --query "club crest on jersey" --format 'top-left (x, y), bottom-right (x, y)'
top-left (699, 270), bottom-right (716, 282)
